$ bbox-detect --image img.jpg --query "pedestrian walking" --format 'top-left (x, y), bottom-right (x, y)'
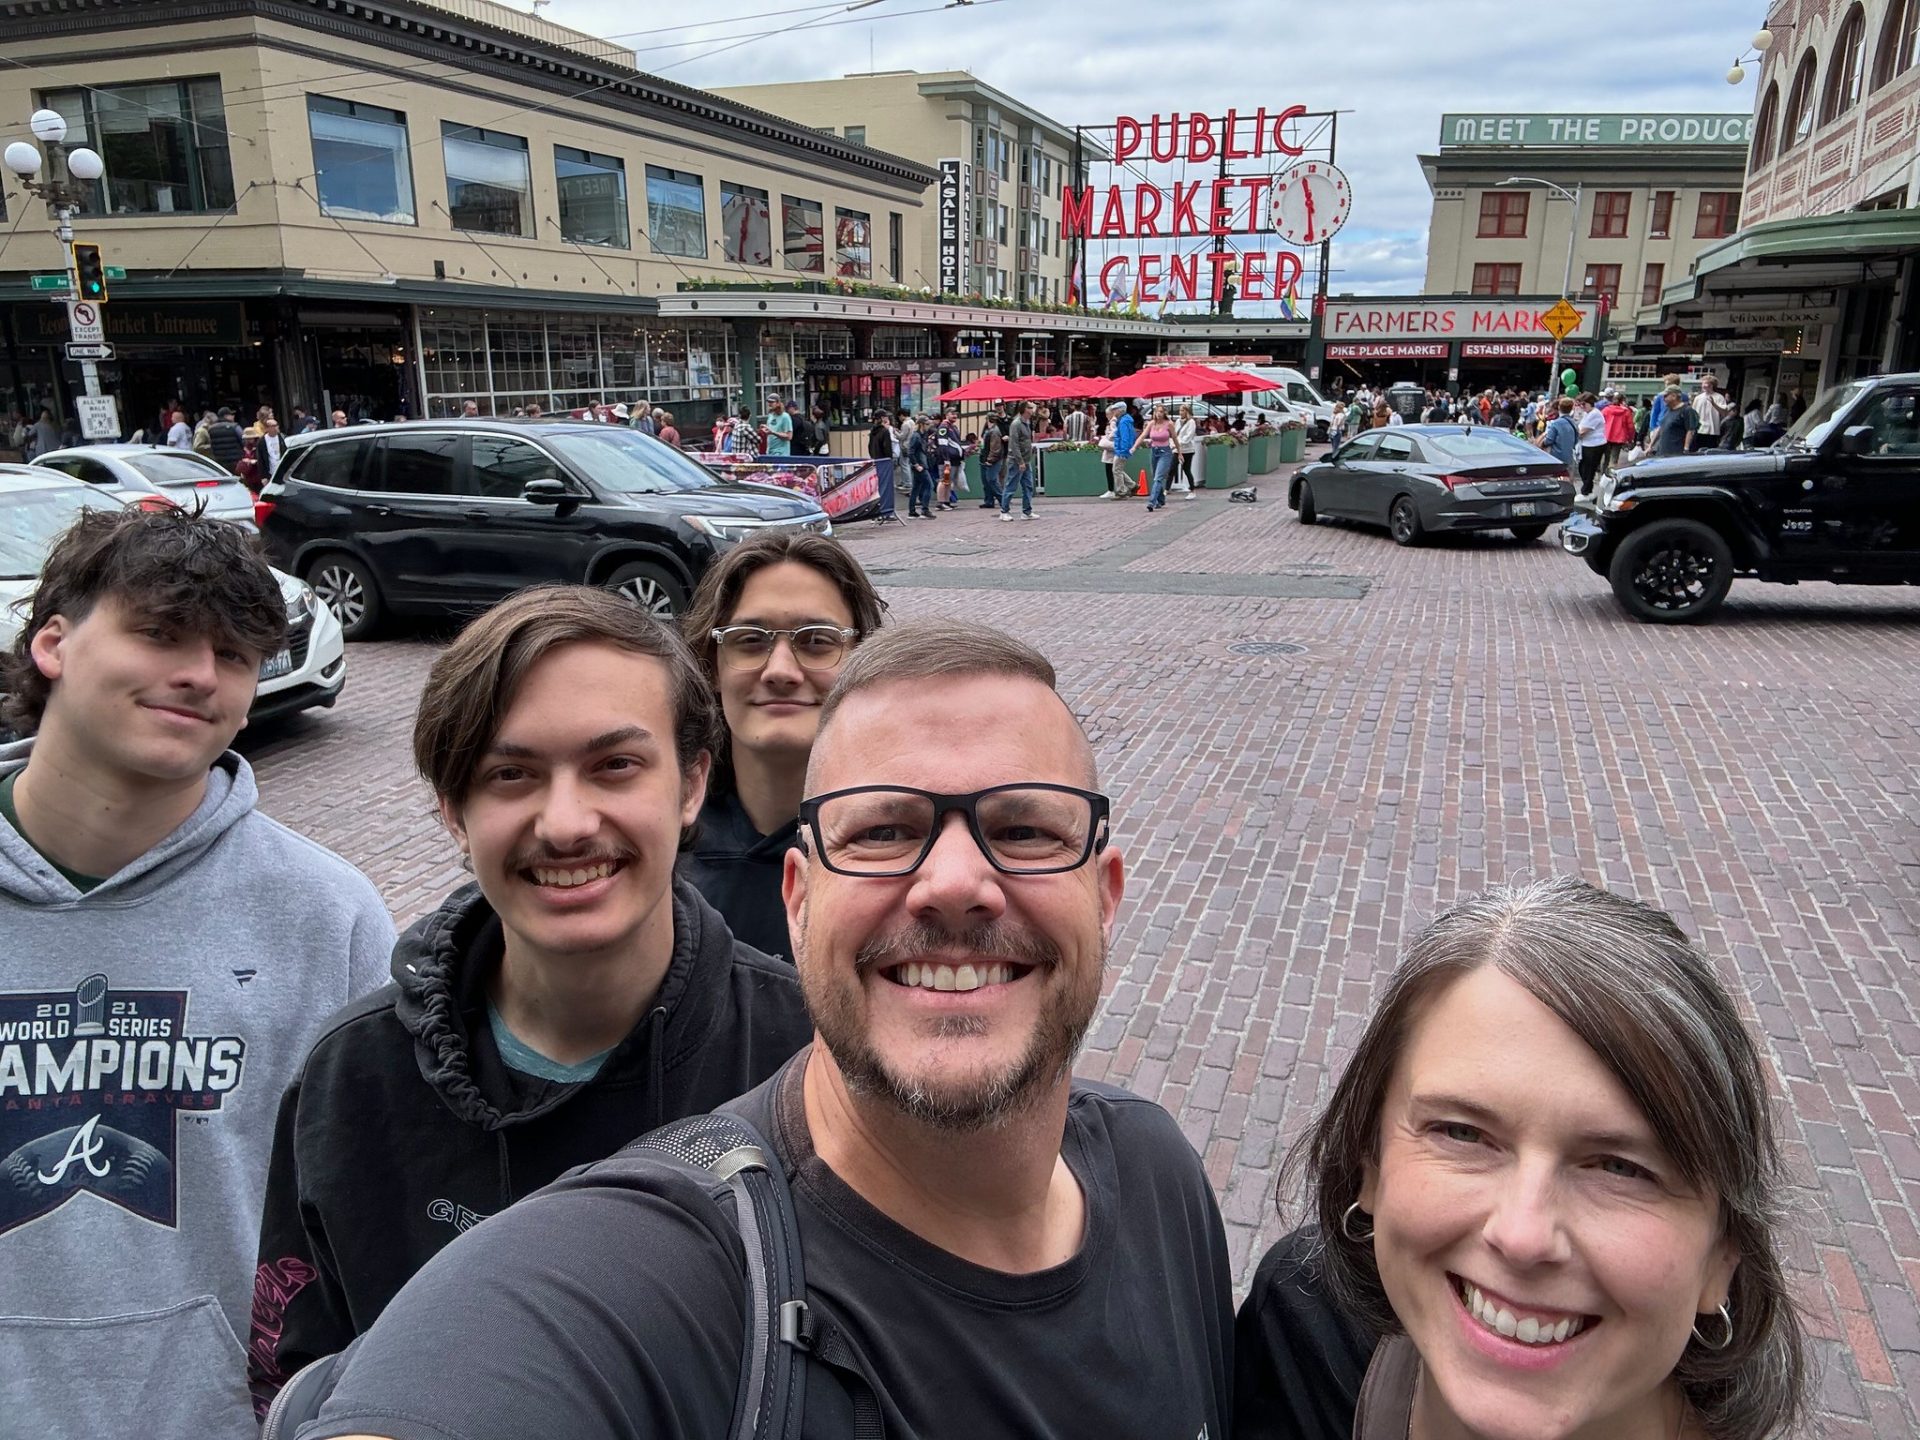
top-left (978, 409), bottom-right (1007, 511)
top-left (762, 396), bottom-right (793, 457)
top-left (905, 414), bottom-right (935, 518)
top-left (1103, 403), bottom-right (1137, 498)
top-left (867, 409), bottom-right (900, 523)
top-left (1692, 374), bottom-right (1732, 446)
top-left (3, 505), bottom-right (393, 1433)
top-left (165, 408), bottom-right (193, 449)
top-left (1600, 390), bottom-right (1636, 473)
top-left (1143, 404), bottom-right (1176, 511)
top-left (204, 407), bottom-right (245, 475)
top-left (1064, 400), bottom-right (1091, 443)
top-left (1176, 404), bottom-right (1199, 497)
top-left (1574, 392), bottom-right (1607, 496)
top-left (933, 412), bottom-right (966, 509)
top-left (1538, 396), bottom-right (1579, 469)
top-left (1653, 385), bottom-right (1697, 456)
top-left (999, 401), bottom-right (1037, 520)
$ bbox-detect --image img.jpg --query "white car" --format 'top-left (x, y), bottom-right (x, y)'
top-left (0, 465), bottom-right (344, 727)
top-left (31, 444), bottom-right (258, 531)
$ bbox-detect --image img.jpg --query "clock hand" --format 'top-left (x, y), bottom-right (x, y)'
top-left (1303, 183), bottom-right (1317, 244)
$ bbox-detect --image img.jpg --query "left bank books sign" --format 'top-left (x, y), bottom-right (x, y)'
top-left (938, 158), bottom-right (972, 294)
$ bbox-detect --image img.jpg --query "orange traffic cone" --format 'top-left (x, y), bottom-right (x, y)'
top-left (1135, 461), bottom-right (1150, 497)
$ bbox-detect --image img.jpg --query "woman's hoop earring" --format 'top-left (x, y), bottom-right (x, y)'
top-left (1340, 1202), bottom-right (1373, 1243)
top-left (1692, 1301), bottom-right (1734, 1351)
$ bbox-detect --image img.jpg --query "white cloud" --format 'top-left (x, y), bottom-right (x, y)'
top-left (545, 0), bottom-right (1765, 303)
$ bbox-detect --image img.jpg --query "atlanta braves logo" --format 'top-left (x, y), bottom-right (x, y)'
top-left (0, 974), bottom-right (246, 1234)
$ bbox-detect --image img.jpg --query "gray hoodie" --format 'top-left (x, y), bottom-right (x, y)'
top-left (0, 741), bottom-right (394, 1440)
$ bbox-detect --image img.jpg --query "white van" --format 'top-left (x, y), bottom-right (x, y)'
top-left (1244, 367), bottom-right (1336, 439)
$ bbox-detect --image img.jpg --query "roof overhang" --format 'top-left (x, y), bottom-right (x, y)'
top-left (658, 290), bottom-right (1171, 337)
top-left (1660, 209), bottom-right (1920, 312)
top-left (915, 76), bottom-right (1107, 158)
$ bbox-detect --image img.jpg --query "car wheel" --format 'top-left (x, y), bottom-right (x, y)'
top-left (606, 562), bottom-right (687, 618)
top-left (305, 552), bottom-right (382, 640)
top-left (1607, 519), bottom-right (1734, 624)
top-left (1389, 495), bottom-right (1424, 547)
top-left (1509, 523), bottom-right (1548, 542)
top-left (1297, 481), bottom-right (1317, 525)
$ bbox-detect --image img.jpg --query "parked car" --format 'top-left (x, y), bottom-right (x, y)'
top-left (0, 465), bottom-right (344, 727)
top-left (259, 420), bottom-right (833, 640)
top-left (1561, 372), bottom-right (1920, 623)
top-left (1289, 424), bottom-right (1575, 545)
top-left (31, 444), bottom-right (256, 530)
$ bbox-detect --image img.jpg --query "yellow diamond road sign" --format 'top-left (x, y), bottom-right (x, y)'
top-left (1539, 299), bottom-right (1584, 341)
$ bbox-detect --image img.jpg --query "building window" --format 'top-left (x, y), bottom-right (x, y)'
top-left (888, 211), bottom-right (902, 282)
top-left (843, 125), bottom-right (866, 146)
top-left (1471, 262), bottom-right (1521, 296)
top-left (555, 146), bottom-right (628, 249)
top-left (307, 97), bottom-right (414, 224)
top-left (645, 165), bottom-right (706, 258)
top-left (43, 79), bottom-right (234, 215)
top-left (1646, 190), bottom-right (1674, 238)
top-left (1476, 190), bottom-right (1528, 238)
top-left (834, 207), bottom-right (872, 279)
top-left (1872, 0), bottom-right (1920, 89)
top-left (1750, 87), bottom-right (1779, 167)
top-left (1641, 263), bottom-right (1666, 309)
top-left (1695, 192), bottom-right (1740, 239)
top-left (1581, 264), bottom-right (1621, 308)
top-left (720, 182), bottom-right (772, 266)
top-left (1821, 5), bottom-right (1868, 123)
top-left (1590, 191), bottom-right (1631, 238)
top-left (782, 195), bottom-right (823, 272)
top-left (1781, 51), bottom-right (1818, 154)
top-left (442, 124), bottom-right (532, 236)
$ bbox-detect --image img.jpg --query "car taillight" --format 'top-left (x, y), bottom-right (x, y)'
top-left (196, 478), bottom-right (224, 488)
top-left (1435, 473), bottom-right (1469, 491)
top-left (254, 498), bottom-right (276, 528)
top-left (136, 495), bottom-right (177, 512)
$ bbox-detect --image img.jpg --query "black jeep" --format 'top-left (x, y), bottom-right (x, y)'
top-left (1561, 373), bottom-right (1920, 623)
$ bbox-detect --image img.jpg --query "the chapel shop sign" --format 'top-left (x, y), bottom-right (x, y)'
top-left (1062, 107), bottom-right (1322, 306)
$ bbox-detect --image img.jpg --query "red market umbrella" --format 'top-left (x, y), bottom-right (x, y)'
top-left (1174, 364), bottom-right (1274, 394)
top-left (939, 375), bottom-right (1026, 402)
top-left (1094, 366), bottom-right (1215, 400)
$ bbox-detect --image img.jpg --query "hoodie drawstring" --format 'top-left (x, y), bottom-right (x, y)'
top-left (497, 1130), bottom-right (514, 1206)
top-left (645, 1005), bottom-right (668, 1131)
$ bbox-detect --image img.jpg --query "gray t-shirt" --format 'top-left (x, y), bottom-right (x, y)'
top-left (307, 1055), bottom-right (1233, 1439)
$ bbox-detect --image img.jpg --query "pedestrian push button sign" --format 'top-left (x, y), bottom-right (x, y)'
top-left (1538, 300), bottom-right (1583, 342)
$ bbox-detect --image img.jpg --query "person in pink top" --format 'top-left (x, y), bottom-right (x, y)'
top-left (1600, 390), bottom-right (1637, 476)
top-left (1144, 405), bottom-right (1177, 511)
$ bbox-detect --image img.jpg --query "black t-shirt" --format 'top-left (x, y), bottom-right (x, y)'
top-left (1232, 1226), bottom-right (1378, 1440)
top-left (307, 1053), bottom-right (1233, 1440)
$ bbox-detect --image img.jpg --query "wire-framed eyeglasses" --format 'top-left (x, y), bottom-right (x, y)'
top-left (711, 625), bottom-right (861, 672)
top-left (797, 784), bottom-right (1111, 877)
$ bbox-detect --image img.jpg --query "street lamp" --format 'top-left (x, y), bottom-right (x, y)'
top-left (1728, 20), bottom-right (1792, 83)
top-left (4, 106), bottom-right (105, 246)
top-left (1497, 175), bottom-right (1583, 397)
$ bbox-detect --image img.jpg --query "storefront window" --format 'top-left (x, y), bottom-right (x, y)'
top-left (646, 165), bottom-right (707, 258)
top-left (45, 79), bottom-right (234, 215)
top-left (442, 124), bottom-right (533, 236)
top-left (420, 312), bottom-right (488, 407)
top-left (304, 98), bottom-right (414, 226)
top-left (720, 182), bottom-right (773, 266)
top-left (555, 146), bottom-right (629, 249)
top-left (835, 209), bottom-right (872, 279)
top-left (782, 195), bottom-right (824, 272)
top-left (487, 314), bottom-right (548, 398)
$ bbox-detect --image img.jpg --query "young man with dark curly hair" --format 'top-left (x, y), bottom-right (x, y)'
top-left (0, 506), bottom-right (394, 1439)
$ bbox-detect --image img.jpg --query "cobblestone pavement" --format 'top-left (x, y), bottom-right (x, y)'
top-left (243, 461), bottom-right (1920, 1436)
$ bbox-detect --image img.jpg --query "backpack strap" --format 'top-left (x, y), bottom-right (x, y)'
top-left (622, 1112), bottom-right (809, 1440)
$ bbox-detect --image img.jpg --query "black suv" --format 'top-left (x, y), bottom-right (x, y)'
top-left (1561, 373), bottom-right (1920, 623)
top-left (259, 420), bottom-right (831, 638)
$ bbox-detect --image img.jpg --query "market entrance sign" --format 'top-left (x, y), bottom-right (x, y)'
top-left (1440, 113), bottom-right (1753, 147)
top-left (1323, 299), bottom-right (1598, 341)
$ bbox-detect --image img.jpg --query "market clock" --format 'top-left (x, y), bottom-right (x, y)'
top-left (1268, 161), bottom-right (1352, 247)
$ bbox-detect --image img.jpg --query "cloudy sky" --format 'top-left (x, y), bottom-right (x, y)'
top-left (545, 0), bottom-right (1768, 304)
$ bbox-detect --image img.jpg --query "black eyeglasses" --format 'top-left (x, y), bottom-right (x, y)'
top-left (797, 784), bottom-right (1111, 877)
top-left (711, 625), bottom-right (860, 672)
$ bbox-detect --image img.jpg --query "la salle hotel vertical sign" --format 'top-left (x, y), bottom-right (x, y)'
top-left (937, 158), bottom-right (972, 294)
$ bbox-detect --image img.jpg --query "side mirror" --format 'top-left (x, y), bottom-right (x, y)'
top-left (1841, 426), bottom-right (1874, 456)
top-left (521, 477), bottom-right (569, 504)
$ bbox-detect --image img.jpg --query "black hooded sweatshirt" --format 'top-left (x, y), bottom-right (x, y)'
top-left (247, 876), bottom-right (813, 1412)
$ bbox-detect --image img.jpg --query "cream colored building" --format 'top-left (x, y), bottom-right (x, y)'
top-left (714, 71), bottom-right (1091, 317)
top-left (2, 2), bottom-right (1167, 439)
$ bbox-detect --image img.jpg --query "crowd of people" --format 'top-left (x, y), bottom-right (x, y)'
top-left (1, 498), bottom-right (1815, 1440)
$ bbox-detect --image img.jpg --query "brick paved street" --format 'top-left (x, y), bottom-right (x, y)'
top-left (242, 464), bottom-right (1920, 1436)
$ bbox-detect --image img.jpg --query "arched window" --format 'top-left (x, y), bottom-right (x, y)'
top-left (1872, 0), bottom-right (1920, 89)
top-left (1781, 50), bottom-right (1819, 154)
top-left (1751, 82), bottom-right (1780, 166)
top-left (1819, 5), bottom-right (1868, 124)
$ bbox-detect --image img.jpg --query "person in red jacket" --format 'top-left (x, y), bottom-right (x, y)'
top-left (1600, 390), bottom-right (1637, 475)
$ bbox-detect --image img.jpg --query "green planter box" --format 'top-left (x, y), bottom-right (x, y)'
top-left (1246, 433), bottom-right (1277, 474)
top-left (1228, 442), bottom-right (1250, 484)
top-left (1200, 442), bottom-right (1252, 487)
top-left (1278, 428), bottom-right (1305, 463)
top-left (1040, 448), bottom-right (1109, 496)
top-left (964, 454), bottom-right (982, 489)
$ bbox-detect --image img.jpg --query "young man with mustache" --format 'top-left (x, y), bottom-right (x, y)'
top-left (288, 620), bottom-right (1233, 1440)
top-left (248, 588), bottom-right (812, 1413)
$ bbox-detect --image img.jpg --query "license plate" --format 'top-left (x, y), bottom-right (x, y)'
top-left (259, 648), bottom-right (293, 680)
top-left (1510, 502), bottom-right (1539, 517)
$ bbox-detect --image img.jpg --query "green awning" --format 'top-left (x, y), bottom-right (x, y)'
top-left (1661, 208), bottom-right (1920, 309)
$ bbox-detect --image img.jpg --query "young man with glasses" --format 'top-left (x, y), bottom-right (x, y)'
top-left (280, 620), bottom-right (1234, 1440)
top-left (676, 533), bottom-right (886, 960)
top-left (247, 587), bottom-right (813, 1414)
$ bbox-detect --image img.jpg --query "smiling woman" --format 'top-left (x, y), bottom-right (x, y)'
top-left (1234, 877), bottom-right (1809, 1440)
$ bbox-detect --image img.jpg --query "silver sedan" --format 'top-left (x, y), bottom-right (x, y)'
top-left (32, 444), bottom-right (257, 530)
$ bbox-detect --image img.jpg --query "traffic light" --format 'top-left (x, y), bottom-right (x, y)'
top-left (72, 242), bottom-right (107, 302)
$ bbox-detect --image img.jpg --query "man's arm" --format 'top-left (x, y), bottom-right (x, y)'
top-left (302, 1169), bottom-right (747, 1440)
top-left (347, 882), bottom-right (398, 998)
